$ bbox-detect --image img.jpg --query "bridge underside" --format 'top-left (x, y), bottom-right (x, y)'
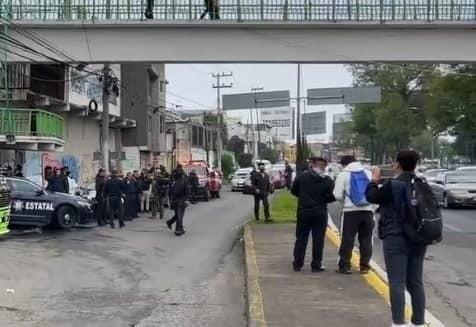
top-left (7, 22), bottom-right (476, 63)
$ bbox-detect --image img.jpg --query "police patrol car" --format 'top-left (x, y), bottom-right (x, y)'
top-left (6, 177), bottom-right (93, 229)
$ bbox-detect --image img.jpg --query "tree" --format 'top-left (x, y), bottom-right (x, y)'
top-left (349, 64), bottom-right (435, 163)
top-left (221, 153), bottom-right (234, 179)
top-left (237, 153), bottom-right (253, 168)
top-left (226, 135), bottom-right (245, 157)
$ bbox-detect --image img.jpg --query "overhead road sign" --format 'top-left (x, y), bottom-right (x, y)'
top-left (223, 90), bottom-right (290, 110)
top-left (307, 87), bottom-right (381, 106)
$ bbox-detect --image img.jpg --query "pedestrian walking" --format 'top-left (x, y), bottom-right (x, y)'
top-left (200, 0), bottom-right (220, 20)
top-left (60, 167), bottom-right (70, 194)
top-left (251, 162), bottom-right (272, 222)
top-left (144, 0), bottom-right (154, 19)
top-left (284, 161), bottom-right (293, 190)
top-left (139, 172), bottom-right (152, 213)
top-left (94, 168), bottom-right (107, 226)
top-left (291, 157), bottom-right (335, 272)
top-left (104, 169), bottom-right (126, 229)
top-left (366, 150), bottom-right (442, 327)
top-left (334, 155), bottom-right (375, 275)
top-left (166, 166), bottom-right (191, 236)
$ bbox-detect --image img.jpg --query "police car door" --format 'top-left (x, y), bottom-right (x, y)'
top-left (8, 178), bottom-right (53, 225)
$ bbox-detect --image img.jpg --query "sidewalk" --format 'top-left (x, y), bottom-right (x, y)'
top-left (245, 224), bottom-right (390, 327)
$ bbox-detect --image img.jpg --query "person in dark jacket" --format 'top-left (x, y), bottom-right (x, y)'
top-left (150, 169), bottom-right (170, 219)
top-left (365, 150), bottom-right (426, 327)
top-left (94, 168), bottom-right (107, 226)
top-left (60, 167), bottom-right (70, 194)
top-left (14, 164), bottom-right (24, 177)
top-left (251, 163), bottom-right (272, 222)
top-left (124, 172), bottom-right (138, 220)
top-left (188, 170), bottom-right (199, 204)
top-left (139, 172), bottom-right (152, 213)
top-left (104, 169), bottom-right (125, 229)
top-left (166, 166), bottom-right (191, 236)
top-left (291, 157), bottom-right (335, 272)
top-left (133, 170), bottom-right (142, 216)
top-left (284, 161), bottom-right (293, 190)
top-left (46, 168), bottom-right (68, 193)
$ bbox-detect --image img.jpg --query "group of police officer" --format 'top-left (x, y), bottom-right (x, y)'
top-left (94, 166), bottom-right (172, 229)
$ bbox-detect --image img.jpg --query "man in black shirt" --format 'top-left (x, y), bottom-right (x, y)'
top-left (167, 166), bottom-right (191, 236)
top-left (251, 163), bottom-right (272, 222)
top-left (94, 168), bottom-right (107, 226)
top-left (291, 157), bottom-right (335, 272)
top-left (103, 169), bottom-right (125, 229)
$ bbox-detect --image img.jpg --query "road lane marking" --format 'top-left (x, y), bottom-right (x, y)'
top-left (444, 223), bottom-right (463, 233)
top-left (327, 216), bottom-right (446, 327)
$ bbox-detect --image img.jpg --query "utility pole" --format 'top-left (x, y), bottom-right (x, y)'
top-left (251, 86), bottom-right (263, 161)
top-left (101, 64), bottom-right (112, 172)
top-left (212, 72), bottom-right (233, 170)
top-left (295, 64), bottom-right (303, 173)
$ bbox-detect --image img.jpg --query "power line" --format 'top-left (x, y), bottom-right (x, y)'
top-left (212, 72), bottom-right (233, 170)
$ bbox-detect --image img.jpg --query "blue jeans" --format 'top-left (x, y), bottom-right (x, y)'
top-left (383, 235), bottom-right (427, 325)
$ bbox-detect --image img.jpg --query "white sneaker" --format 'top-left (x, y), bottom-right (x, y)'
top-left (391, 324), bottom-right (407, 327)
top-left (409, 324), bottom-right (425, 327)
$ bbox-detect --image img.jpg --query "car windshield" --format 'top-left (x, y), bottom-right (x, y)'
top-left (446, 174), bottom-right (476, 184)
top-left (9, 178), bottom-right (42, 193)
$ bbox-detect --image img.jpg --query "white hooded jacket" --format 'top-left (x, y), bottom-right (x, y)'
top-left (333, 161), bottom-right (375, 212)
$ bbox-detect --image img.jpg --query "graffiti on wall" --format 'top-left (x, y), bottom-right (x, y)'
top-left (24, 151), bottom-right (99, 187)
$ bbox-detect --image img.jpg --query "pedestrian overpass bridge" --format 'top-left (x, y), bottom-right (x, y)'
top-left (3, 0), bottom-right (476, 63)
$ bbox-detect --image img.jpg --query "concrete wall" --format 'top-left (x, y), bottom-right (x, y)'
top-left (11, 22), bottom-right (476, 63)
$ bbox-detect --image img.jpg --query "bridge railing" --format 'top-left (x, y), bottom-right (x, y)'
top-left (3, 0), bottom-right (476, 22)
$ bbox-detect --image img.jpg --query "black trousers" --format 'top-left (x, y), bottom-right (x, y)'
top-left (94, 198), bottom-right (106, 225)
top-left (200, 0), bottom-right (220, 19)
top-left (293, 211), bottom-right (328, 270)
top-left (384, 235), bottom-right (427, 325)
top-left (167, 204), bottom-right (186, 232)
top-left (338, 210), bottom-right (375, 270)
top-left (107, 197), bottom-right (124, 228)
top-left (254, 193), bottom-right (270, 220)
top-left (125, 194), bottom-right (138, 219)
top-left (145, 0), bottom-right (154, 13)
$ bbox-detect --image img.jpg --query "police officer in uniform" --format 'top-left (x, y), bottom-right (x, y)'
top-left (103, 169), bottom-right (125, 229)
top-left (150, 167), bottom-right (170, 219)
top-left (94, 168), bottom-right (107, 226)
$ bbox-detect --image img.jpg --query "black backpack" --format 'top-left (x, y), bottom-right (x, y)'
top-left (400, 177), bottom-right (443, 245)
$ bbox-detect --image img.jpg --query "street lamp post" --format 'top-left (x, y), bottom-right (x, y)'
top-left (252, 87), bottom-right (264, 161)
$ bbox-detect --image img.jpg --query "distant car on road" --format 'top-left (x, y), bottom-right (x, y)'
top-left (429, 172), bottom-right (476, 208)
top-left (422, 168), bottom-right (449, 183)
top-left (456, 166), bottom-right (476, 173)
top-left (231, 168), bottom-right (253, 192)
top-left (6, 177), bottom-right (93, 229)
top-left (183, 162), bottom-right (211, 201)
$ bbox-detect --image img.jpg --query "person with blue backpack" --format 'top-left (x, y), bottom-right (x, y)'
top-left (334, 155), bottom-right (375, 275)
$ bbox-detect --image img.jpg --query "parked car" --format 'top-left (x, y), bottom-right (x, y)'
top-left (6, 177), bottom-right (93, 229)
top-left (430, 172), bottom-right (476, 208)
top-left (208, 171), bottom-right (222, 198)
top-left (269, 169), bottom-right (285, 189)
top-left (231, 168), bottom-right (253, 192)
top-left (456, 166), bottom-right (476, 173)
top-left (184, 163), bottom-right (210, 201)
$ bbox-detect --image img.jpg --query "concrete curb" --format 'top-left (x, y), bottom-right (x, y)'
top-left (327, 217), bottom-right (445, 327)
top-left (243, 224), bottom-right (267, 327)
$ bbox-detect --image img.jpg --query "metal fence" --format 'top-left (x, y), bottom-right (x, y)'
top-left (2, 0), bottom-right (476, 22)
top-left (0, 108), bottom-right (64, 139)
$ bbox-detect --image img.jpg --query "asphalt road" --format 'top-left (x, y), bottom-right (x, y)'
top-left (0, 188), bottom-right (253, 327)
top-left (329, 204), bottom-right (476, 327)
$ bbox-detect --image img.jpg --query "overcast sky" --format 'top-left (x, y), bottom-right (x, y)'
top-left (166, 64), bottom-right (355, 141)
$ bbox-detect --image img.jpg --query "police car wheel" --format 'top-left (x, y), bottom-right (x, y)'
top-left (56, 206), bottom-right (78, 229)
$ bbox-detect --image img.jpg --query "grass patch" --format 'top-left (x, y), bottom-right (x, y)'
top-left (254, 190), bottom-right (297, 224)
